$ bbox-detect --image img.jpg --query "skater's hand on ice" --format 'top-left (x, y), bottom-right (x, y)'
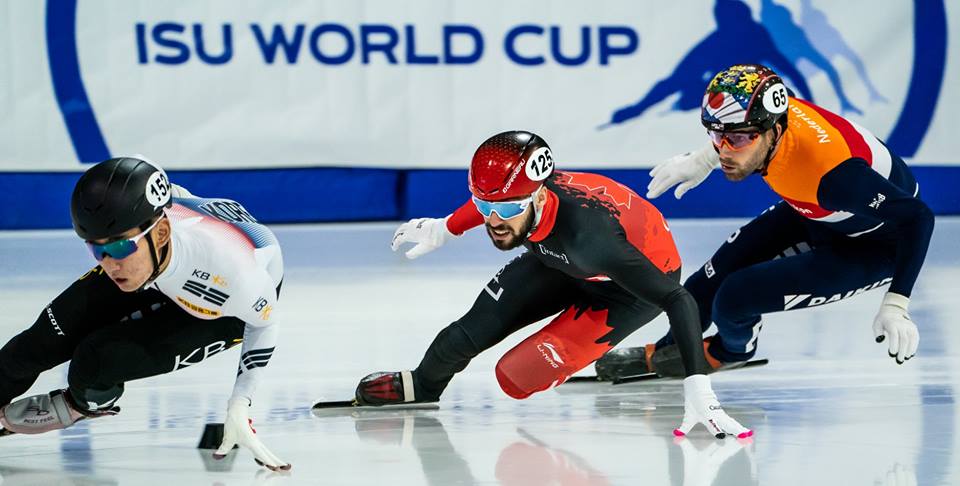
top-left (873, 292), bottom-right (918, 364)
top-left (215, 397), bottom-right (291, 471)
top-left (674, 375), bottom-right (752, 440)
top-left (391, 217), bottom-right (454, 259)
top-left (646, 146), bottom-right (719, 200)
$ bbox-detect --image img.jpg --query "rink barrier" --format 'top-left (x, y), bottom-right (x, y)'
top-left (0, 166), bottom-right (957, 229)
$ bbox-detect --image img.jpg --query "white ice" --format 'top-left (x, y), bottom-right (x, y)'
top-left (0, 218), bottom-right (957, 485)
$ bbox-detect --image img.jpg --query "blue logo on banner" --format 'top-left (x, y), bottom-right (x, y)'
top-left (603, 0), bottom-right (947, 158)
top-left (46, 0), bottom-right (946, 163)
top-left (46, 0), bottom-right (111, 163)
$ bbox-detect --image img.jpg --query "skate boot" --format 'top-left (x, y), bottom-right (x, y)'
top-left (356, 371), bottom-right (436, 406)
top-left (594, 344), bottom-right (657, 381)
top-left (652, 336), bottom-right (746, 378)
top-left (0, 389), bottom-right (119, 435)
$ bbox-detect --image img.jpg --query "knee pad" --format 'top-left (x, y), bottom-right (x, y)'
top-left (496, 338), bottom-right (561, 400)
top-left (495, 306), bottom-right (614, 399)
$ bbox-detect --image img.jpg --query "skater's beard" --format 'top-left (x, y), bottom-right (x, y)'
top-left (485, 208), bottom-right (536, 251)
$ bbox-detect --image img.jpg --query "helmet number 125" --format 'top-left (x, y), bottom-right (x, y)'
top-left (526, 147), bottom-right (554, 181)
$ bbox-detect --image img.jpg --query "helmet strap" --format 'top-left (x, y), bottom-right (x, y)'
top-left (757, 122), bottom-right (786, 176)
top-left (139, 226), bottom-right (170, 291)
top-left (527, 186), bottom-right (545, 237)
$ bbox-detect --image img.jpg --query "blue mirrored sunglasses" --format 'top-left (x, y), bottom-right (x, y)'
top-left (85, 216), bottom-right (163, 262)
top-left (472, 195), bottom-right (534, 220)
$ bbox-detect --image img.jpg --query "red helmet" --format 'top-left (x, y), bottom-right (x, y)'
top-left (468, 131), bottom-right (554, 202)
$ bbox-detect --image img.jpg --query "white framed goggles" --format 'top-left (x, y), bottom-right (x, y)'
top-left (472, 188), bottom-right (541, 220)
top-left (85, 215), bottom-right (164, 262)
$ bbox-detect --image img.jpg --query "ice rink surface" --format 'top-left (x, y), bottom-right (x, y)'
top-left (0, 218), bottom-right (957, 485)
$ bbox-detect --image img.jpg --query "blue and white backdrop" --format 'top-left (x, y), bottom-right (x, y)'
top-left (0, 0), bottom-right (955, 227)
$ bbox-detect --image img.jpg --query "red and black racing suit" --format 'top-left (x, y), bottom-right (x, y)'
top-left (412, 171), bottom-right (708, 399)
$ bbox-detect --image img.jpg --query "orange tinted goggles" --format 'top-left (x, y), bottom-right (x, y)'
top-left (708, 130), bottom-right (761, 151)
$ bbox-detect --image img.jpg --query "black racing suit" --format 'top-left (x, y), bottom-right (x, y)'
top-left (0, 267), bottom-right (245, 410)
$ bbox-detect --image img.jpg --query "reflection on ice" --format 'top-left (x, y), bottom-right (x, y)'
top-left (0, 220), bottom-right (956, 484)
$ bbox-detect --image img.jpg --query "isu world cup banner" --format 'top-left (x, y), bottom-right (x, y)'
top-left (0, 0), bottom-right (953, 170)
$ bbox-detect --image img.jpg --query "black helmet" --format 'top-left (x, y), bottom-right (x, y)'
top-left (701, 64), bottom-right (789, 132)
top-left (71, 157), bottom-right (172, 241)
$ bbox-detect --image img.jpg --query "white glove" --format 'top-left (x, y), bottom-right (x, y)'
top-left (675, 374), bottom-right (752, 439)
top-left (872, 292), bottom-right (919, 364)
top-left (646, 146), bottom-right (719, 199)
top-left (391, 216), bottom-right (455, 259)
top-left (214, 397), bottom-right (291, 471)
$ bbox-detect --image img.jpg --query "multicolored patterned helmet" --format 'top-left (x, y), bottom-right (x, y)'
top-left (701, 64), bottom-right (789, 132)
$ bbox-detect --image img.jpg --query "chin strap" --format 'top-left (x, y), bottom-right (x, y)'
top-left (756, 125), bottom-right (786, 176)
top-left (527, 186), bottom-right (546, 238)
top-left (139, 228), bottom-right (170, 292)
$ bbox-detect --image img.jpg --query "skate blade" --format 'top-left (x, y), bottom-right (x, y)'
top-left (612, 358), bottom-right (770, 385)
top-left (311, 399), bottom-right (439, 416)
top-left (563, 375), bottom-right (607, 384)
